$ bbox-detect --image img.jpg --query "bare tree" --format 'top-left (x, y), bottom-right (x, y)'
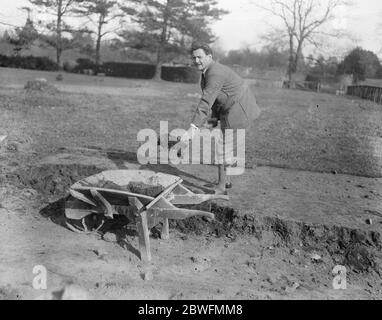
top-left (73, 0), bottom-right (125, 74)
top-left (256, 0), bottom-right (350, 84)
top-left (29, 0), bottom-right (81, 68)
top-left (5, 8), bottom-right (38, 55)
top-left (120, 0), bottom-right (228, 80)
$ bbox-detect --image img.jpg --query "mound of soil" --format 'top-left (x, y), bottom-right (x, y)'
top-left (170, 202), bottom-right (381, 274)
top-left (91, 180), bottom-right (165, 197)
top-left (344, 243), bottom-right (378, 273)
top-left (170, 203), bottom-right (237, 238)
top-left (24, 79), bottom-right (58, 94)
top-left (6, 164), bottom-right (103, 197)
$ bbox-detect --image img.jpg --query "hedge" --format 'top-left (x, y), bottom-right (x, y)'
top-left (0, 55), bottom-right (58, 71)
top-left (73, 58), bottom-right (96, 73)
top-left (101, 62), bottom-right (200, 83)
top-left (161, 66), bottom-right (200, 83)
top-left (0, 54), bottom-right (200, 83)
top-left (102, 62), bottom-right (156, 79)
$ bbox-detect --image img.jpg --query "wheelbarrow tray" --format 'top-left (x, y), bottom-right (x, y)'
top-left (65, 170), bottom-right (229, 220)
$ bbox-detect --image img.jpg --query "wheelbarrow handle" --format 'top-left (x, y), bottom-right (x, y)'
top-left (171, 194), bottom-right (229, 205)
top-left (148, 208), bottom-right (215, 220)
top-left (72, 186), bottom-right (155, 201)
top-left (145, 178), bottom-right (183, 210)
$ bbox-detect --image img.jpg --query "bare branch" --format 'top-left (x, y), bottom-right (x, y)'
top-left (62, 0), bottom-right (75, 16)
top-left (255, 0), bottom-right (352, 81)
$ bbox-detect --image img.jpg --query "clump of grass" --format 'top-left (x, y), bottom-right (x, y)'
top-left (24, 78), bottom-right (58, 94)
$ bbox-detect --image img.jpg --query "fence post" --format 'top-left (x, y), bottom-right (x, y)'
top-left (347, 85), bottom-right (382, 105)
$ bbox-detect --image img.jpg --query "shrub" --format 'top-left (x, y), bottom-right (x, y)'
top-left (73, 58), bottom-right (96, 74)
top-left (34, 56), bottom-right (58, 71)
top-left (0, 54), bottom-right (57, 70)
top-left (24, 78), bottom-right (59, 93)
top-left (63, 61), bottom-right (75, 73)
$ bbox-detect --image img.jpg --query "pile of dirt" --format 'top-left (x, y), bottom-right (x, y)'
top-left (170, 203), bottom-right (237, 238)
top-left (90, 180), bottom-right (165, 197)
top-left (6, 164), bottom-right (103, 197)
top-left (170, 203), bottom-right (381, 274)
top-left (344, 243), bottom-right (378, 273)
top-left (24, 78), bottom-right (59, 94)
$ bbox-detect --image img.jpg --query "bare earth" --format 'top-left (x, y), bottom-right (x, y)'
top-left (0, 68), bottom-right (381, 300)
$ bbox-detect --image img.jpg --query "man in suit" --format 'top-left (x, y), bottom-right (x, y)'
top-left (182, 43), bottom-right (261, 194)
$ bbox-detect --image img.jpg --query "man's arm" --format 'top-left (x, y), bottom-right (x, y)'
top-left (192, 71), bottom-right (225, 128)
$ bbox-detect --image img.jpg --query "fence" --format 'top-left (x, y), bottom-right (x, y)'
top-left (246, 78), bottom-right (284, 88)
top-left (282, 80), bottom-right (322, 92)
top-left (247, 79), bottom-right (322, 91)
top-left (347, 85), bottom-right (382, 104)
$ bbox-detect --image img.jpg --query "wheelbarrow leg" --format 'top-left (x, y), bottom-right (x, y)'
top-left (144, 178), bottom-right (182, 241)
top-left (161, 218), bottom-right (170, 240)
top-left (136, 210), bottom-right (152, 262)
top-left (129, 197), bottom-right (152, 263)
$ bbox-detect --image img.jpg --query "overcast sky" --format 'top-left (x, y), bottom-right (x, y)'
top-left (0, 0), bottom-right (381, 58)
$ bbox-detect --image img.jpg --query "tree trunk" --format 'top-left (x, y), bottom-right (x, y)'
top-left (95, 17), bottom-right (103, 76)
top-left (56, 0), bottom-right (63, 70)
top-left (153, 0), bottom-right (170, 81)
top-left (287, 33), bottom-right (294, 87)
top-left (294, 41), bottom-right (303, 77)
top-left (95, 37), bottom-right (101, 76)
top-left (154, 47), bottom-right (163, 80)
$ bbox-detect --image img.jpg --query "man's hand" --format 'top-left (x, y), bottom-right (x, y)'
top-left (180, 124), bottom-right (199, 142)
top-left (203, 123), bottom-right (214, 130)
top-left (206, 117), bottom-right (218, 129)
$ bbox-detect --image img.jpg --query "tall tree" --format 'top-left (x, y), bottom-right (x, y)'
top-left (5, 17), bottom-right (39, 55)
top-left (70, 29), bottom-right (96, 57)
top-left (120, 0), bottom-right (228, 79)
top-left (338, 47), bottom-right (382, 83)
top-left (257, 0), bottom-right (349, 84)
top-left (306, 54), bottom-right (339, 81)
top-left (72, 0), bottom-right (125, 74)
top-left (29, 0), bottom-right (81, 68)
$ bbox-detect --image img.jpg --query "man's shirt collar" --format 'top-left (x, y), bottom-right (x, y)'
top-left (202, 60), bottom-right (215, 75)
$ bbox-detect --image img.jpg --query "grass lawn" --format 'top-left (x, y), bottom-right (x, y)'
top-left (1, 67), bottom-right (382, 177)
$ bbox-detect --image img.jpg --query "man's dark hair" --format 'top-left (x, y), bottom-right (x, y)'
top-left (191, 43), bottom-right (213, 56)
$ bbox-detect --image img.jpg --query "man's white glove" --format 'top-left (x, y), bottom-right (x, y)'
top-left (180, 124), bottom-right (199, 142)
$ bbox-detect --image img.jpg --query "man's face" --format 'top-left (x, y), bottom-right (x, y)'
top-left (192, 49), bottom-right (213, 72)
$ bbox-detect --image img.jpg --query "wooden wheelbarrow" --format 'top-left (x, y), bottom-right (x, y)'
top-left (64, 170), bottom-right (229, 262)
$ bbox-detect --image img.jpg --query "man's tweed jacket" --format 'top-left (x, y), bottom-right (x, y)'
top-left (192, 61), bottom-right (261, 130)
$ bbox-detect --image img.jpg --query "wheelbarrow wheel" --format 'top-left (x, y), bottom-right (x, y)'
top-left (65, 214), bottom-right (105, 235)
